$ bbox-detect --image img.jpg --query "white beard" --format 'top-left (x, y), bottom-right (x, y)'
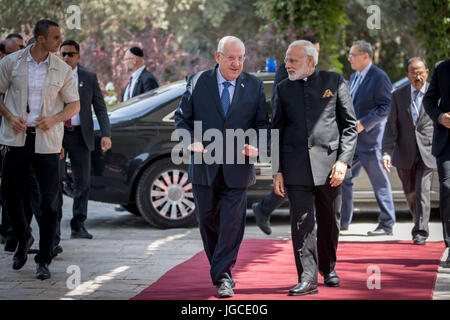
top-left (288, 60), bottom-right (311, 81)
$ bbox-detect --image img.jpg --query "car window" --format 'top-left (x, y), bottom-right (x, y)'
top-left (108, 81), bottom-right (186, 119)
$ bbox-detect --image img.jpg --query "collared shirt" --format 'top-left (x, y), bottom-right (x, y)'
top-left (69, 66), bottom-right (81, 126)
top-left (0, 45), bottom-right (79, 153)
top-left (123, 66), bottom-right (145, 101)
top-left (355, 62), bottom-right (372, 85)
top-left (216, 67), bottom-right (236, 102)
top-left (26, 50), bottom-right (49, 126)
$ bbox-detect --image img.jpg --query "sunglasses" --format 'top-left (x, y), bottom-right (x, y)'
top-left (61, 52), bottom-right (78, 57)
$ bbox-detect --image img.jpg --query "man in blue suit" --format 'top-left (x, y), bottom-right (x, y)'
top-left (174, 36), bottom-right (271, 298)
top-left (341, 40), bottom-right (396, 235)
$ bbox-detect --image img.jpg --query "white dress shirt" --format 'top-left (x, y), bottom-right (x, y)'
top-left (26, 51), bottom-right (49, 126)
top-left (123, 66), bottom-right (145, 101)
top-left (69, 66), bottom-right (81, 126)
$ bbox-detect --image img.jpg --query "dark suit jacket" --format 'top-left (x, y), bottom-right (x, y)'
top-left (174, 66), bottom-right (271, 188)
top-left (121, 68), bottom-right (159, 101)
top-left (272, 69), bottom-right (358, 186)
top-left (350, 64), bottom-right (392, 152)
top-left (77, 65), bottom-right (111, 151)
top-left (423, 59), bottom-right (450, 157)
top-left (382, 83), bottom-right (436, 169)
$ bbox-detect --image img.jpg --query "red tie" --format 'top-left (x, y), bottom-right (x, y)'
top-left (65, 118), bottom-right (72, 127)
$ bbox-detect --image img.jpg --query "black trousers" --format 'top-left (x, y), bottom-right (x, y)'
top-left (286, 183), bottom-right (341, 283)
top-left (1, 133), bottom-right (60, 264)
top-left (192, 167), bottom-right (247, 286)
top-left (437, 144), bottom-right (450, 248)
top-left (56, 127), bottom-right (91, 241)
top-left (258, 190), bottom-right (285, 217)
top-left (396, 152), bottom-right (433, 239)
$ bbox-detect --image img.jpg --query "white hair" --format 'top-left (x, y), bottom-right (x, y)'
top-left (288, 40), bottom-right (318, 66)
top-left (217, 36), bottom-right (245, 53)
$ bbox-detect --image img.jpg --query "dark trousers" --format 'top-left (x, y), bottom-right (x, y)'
top-left (1, 134), bottom-right (60, 264)
top-left (286, 183), bottom-right (341, 284)
top-left (56, 127), bottom-right (91, 243)
top-left (396, 152), bottom-right (433, 239)
top-left (3, 167), bottom-right (41, 243)
top-left (341, 149), bottom-right (396, 231)
top-left (258, 190), bottom-right (285, 217)
top-left (437, 145), bottom-right (450, 248)
top-left (192, 167), bottom-right (247, 286)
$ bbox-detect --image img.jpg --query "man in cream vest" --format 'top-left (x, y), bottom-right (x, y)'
top-left (0, 19), bottom-right (80, 280)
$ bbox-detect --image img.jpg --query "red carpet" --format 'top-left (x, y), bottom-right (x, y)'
top-left (132, 239), bottom-right (445, 300)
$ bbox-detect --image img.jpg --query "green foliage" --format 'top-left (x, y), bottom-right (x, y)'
top-left (414, 0), bottom-right (450, 71)
top-left (255, 0), bottom-right (349, 72)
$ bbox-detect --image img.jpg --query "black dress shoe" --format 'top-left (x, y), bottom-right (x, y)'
top-left (288, 281), bottom-right (318, 296)
top-left (71, 227), bottom-right (93, 239)
top-left (252, 203), bottom-right (272, 235)
top-left (12, 235), bottom-right (34, 270)
top-left (36, 263), bottom-right (51, 280)
top-left (52, 245), bottom-right (63, 257)
top-left (27, 248), bottom-right (39, 254)
top-left (321, 270), bottom-right (340, 287)
top-left (367, 228), bottom-right (393, 236)
top-left (413, 235), bottom-right (426, 245)
top-left (217, 281), bottom-right (234, 298)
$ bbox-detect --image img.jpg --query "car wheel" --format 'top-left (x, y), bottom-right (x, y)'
top-left (136, 158), bottom-right (197, 228)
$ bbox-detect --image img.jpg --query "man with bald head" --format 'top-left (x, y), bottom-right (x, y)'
top-left (175, 36), bottom-right (270, 298)
top-left (272, 40), bottom-right (357, 295)
top-left (382, 57), bottom-right (435, 245)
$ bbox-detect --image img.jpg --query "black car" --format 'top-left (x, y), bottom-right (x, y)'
top-left (65, 72), bottom-right (439, 229)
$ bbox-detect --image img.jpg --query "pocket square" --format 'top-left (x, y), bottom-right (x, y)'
top-left (322, 89), bottom-right (334, 98)
top-left (79, 81), bottom-right (84, 87)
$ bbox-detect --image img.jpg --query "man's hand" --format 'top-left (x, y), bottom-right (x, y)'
top-left (59, 147), bottom-right (65, 160)
top-left (440, 112), bottom-right (450, 129)
top-left (8, 115), bottom-right (27, 133)
top-left (188, 141), bottom-right (207, 153)
top-left (329, 160), bottom-right (348, 187)
top-left (273, 173), bottom-right (286, 197)
top-left (242, 144), bottom-right (259, 157)
top-left (36, 116), bottom-right (58, 131)
top-left (382, 156), bottom-right (391, 173)
top-left (101, 137), bottom-right (112, 153)
top-left (357, 120), bottom-right (365, 133)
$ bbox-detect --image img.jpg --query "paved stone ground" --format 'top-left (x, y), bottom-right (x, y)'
top-left (0, 196), bottom-right (448, 300)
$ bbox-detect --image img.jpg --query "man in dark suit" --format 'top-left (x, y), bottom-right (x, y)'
top-left (55, 40), bottom-right (111, 246)
top-left (121, 47), bottom-right (159, 102)
top-left (423, 59), bottom-right (450, 265)
top-left (382, 57), bottom-right (436, 245)
top-left (272, 40), bottom-right (358, 295)
top-left (340, 40), bottom-right (396, 235)
top-left (174, 36), bottom-right (270, 298)
top-left (253, 35), bottom-right (320, 235)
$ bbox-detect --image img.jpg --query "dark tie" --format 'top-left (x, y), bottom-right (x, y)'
top-left (221, 81), bottom-right (231, 116)
top-left (350, 74), bottom-right (362, 101)
top-left (126, 76), bottom-right (133, 100)
top-left (412, 89), bottom-right (420, 125)
top-left (65, 118), bottom-right (72, 128)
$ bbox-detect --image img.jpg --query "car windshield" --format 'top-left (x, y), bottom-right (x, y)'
top-left (107, 80), bottom-right (186, 119)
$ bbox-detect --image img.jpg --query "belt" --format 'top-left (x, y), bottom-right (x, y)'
top-left (26, 127), bottom-right (36, 134)
top-left (64, 125), bottom-right (81, 132)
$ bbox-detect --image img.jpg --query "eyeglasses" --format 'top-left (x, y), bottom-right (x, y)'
top-left (61, 52), bottom-right (78, 57)
top-left (284, 56), bottom-right (307, 65)
top-left (219, 52), bottom-right (246, 63)
top-left (348, 53), bottom-right (365, 58)
top-left (408, 71), bottom-right (427, 77)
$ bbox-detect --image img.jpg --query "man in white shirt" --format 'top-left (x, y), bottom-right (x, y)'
top-left (0, 19), bottom-right (80, 280)
top-left (121, 46), bottom-right (159, 102)
top-left (382, 57), bottom-right (436, 245)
